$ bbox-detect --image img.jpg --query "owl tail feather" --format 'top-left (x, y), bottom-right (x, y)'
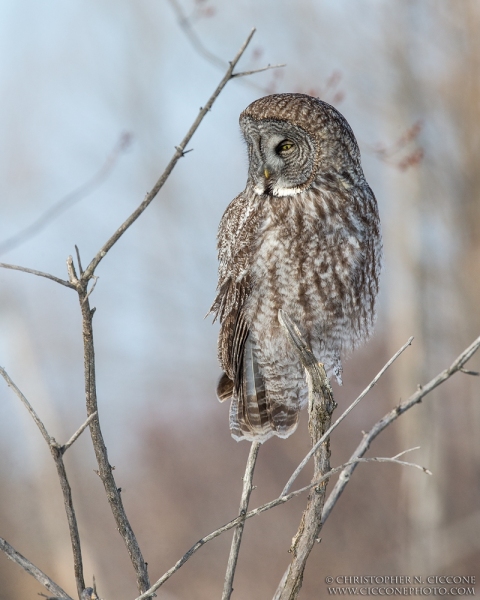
top-left (229, 335), bottom-right (299, 444)
top-left (216, 372), bottom-right (234, 402)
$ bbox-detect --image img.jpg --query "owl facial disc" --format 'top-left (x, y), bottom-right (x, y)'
top-left (240, 117), bottom-right (317, 197)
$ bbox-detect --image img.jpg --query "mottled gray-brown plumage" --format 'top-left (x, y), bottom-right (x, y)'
top-left (210, 93), bottom-right (382, 443)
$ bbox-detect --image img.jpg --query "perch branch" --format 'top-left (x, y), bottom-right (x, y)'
top-left (0, 367), bottom-right (86, 598)
top-left (81, 28), bottom-right (267, 282)
top-left (0, 262), bottom-right (75, 289)
top-left (282, 335), bottom-right (414, 496)
top-left (275, 311), bottom-right (335, 599)
top-left (222, 441), bottom-right (261, 600)
top-left (321, 333), bottom-right (480, 526)
top-left (0, 537), bottom-right (73, 600)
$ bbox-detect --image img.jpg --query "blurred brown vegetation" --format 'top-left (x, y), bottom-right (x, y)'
top-left (1, 1), bottom-right (480, 599)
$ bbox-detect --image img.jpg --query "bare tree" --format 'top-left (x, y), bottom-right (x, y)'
top-left (1, 21), bottom-right (480, 600)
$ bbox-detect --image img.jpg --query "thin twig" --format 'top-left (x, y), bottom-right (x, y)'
top-left (460, 367), bottom-right (479, 376)
top-left (75, 245), bottom-right (84, 276)
top-left (0, 262), bottom-right (75, 289)
top-left (51, 447), bottom-right (86, 598)
top-left (62, 411), bottom-right (98, 453)
top-left (391, 446), bottom-right (421, 459)
top-left (321, 333), bottom-right (480, 526)
top-left (166, 0), bottom-right (227, 69)
top-left (357, 455), bottom-right (431, 475)
top-left (0, 537), bottom-right (73, 600)
top-left (281, 336), bottom-right (414, 496)
top-left (232, 64), bottom-right (286, 79)
top-left (165, 0), bottom-right (281, 93)
top-left (81, 28), bottom-right (268, 282)
top-left (82, 276), bottom-right (99, 304)
top-left (134, 454), bottom-right (426, 600)
top-left (0, 133), bottom-right (132, 256)
top-left (0, 366), bottom-right (51, 443)
top-left (78, 285), bottom-right (150, 594)
top-left (66, 255), bottom-right (79, 286)
top-left (222, 442), bottom-right (261, 600)
top-left (0, 367), bottom-right (86, 597)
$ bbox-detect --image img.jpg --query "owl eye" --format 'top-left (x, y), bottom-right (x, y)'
top-left (276, 140), bottom-right (294, 154)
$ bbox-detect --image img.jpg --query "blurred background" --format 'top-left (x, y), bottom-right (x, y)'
top-left (0, 0), bottom-right (479, 598)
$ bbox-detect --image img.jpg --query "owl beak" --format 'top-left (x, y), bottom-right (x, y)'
top-left (253, 167), bottom-right (273, 195)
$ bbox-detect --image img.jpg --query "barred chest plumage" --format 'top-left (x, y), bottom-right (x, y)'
top-left (245, 185), bottom-right (379, 385)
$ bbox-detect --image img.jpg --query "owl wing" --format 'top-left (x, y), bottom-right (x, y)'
top-left (209, 192), bottom-right (260, 385)
top-left (211, 192), bottom-right (305, 443)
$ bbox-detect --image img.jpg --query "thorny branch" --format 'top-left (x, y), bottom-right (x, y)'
top-left (0, 367), bottom-right (88, 598)
top-left (222, 442), bottom-right (261, 600)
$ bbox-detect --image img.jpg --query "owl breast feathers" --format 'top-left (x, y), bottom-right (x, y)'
top-left (210, 93), bottom-right (382, 443)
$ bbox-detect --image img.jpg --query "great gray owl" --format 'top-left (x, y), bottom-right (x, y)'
top-left (210, 93), bottom-right (382, 443)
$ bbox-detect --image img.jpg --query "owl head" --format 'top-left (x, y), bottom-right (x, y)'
top-left (239, 93), bottom-right (362, 197)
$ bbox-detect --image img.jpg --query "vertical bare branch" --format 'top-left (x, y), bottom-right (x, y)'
top-left (281, 336), bottom-right (414, 495)
top-left (51, 444), bottom-right (86, 598)
top-left (222, 441), bottom-right (261, 600)
top-left (274, 311), bottom-right (335, 600)
top-left (76, 282), bottom-right (151, 594)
